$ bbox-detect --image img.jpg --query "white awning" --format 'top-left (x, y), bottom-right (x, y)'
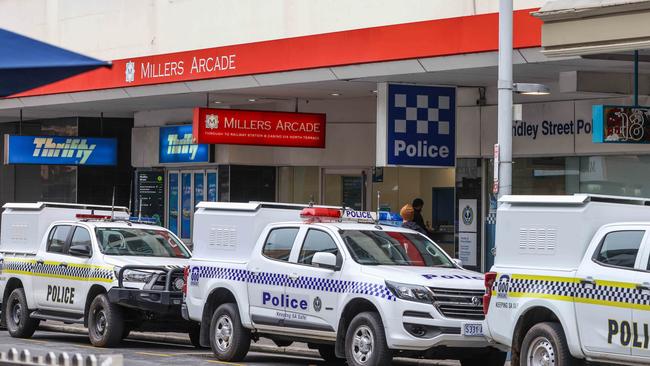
top-left (533, 0), bottom-right (650, 57)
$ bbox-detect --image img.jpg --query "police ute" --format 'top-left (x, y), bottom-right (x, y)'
top-left (0, 202), bottom-right (195, 347)
top-left (484, 195), bottom-right (650, 366)
top-left (183, 202), bottom-right (507, 366)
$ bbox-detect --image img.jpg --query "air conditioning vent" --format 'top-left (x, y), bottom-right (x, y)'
top-left (519, 227), bottom-right (557, 254)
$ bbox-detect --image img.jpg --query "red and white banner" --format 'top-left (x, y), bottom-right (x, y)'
top-left (193, 108), bottom-right (326, 148)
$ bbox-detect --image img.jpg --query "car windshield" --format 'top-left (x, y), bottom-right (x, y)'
top-left (340, 230), bottom-right (454, 267)
top-left (95, 227), bottom-right (190, 258)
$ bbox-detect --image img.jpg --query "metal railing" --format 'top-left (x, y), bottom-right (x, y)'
top-left (0, 348), bottom-right (122, 366)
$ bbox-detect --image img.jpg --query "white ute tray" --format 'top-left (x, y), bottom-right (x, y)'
top-left (1, 202), bottom-right (129, 255)
top-left (496, 194), bottom-right (650, 270)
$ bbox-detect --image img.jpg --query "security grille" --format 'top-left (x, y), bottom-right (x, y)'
top-left (429, 287), bottom-right (485, 320)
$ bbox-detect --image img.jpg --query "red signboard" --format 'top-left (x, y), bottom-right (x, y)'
top-left (7, 9), bottom-right (541, 98)
top-left (193, 108), bottom-right (326, 148)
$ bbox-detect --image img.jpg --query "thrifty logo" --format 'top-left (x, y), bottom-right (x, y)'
top-left (167, 133), bottom-right (199, 160)
top-left (33, 138), bottom-right (96, 164)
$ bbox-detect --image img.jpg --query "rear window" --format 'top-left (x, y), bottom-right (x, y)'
top-left (595, 230), bottom-right (645, 269)
top-left (262, 228), bottom-right (299, 262)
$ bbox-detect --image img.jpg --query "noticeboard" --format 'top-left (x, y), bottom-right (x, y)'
top-left (135, 170), bottom-right (165, 225)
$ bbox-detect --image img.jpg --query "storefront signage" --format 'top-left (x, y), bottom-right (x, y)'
top-left (3, 135), bottom-right (117, 166)
top-left (134, 170), bottom-right (165, 225)
top-left (381, 84), bottom-right (455, 167)
top-left (592, 105), bottom-right (650, 143)
top-left (159, 125), bottom-right (209, 163)
top-left (192, 108), bottom-right (326, 148)
top-left (10, 9), bottom-right (540, 98)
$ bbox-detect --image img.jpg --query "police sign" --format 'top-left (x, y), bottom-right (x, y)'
top-left (379, 84), bottom-right (455, 167)
top-left (4, 135), bottom-right (117, 166)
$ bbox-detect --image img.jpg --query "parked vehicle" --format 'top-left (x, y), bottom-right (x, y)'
top-left (0, 202), bottom-right (196, 347)
top-left (184, 202), bottom-right (507, 366)
top-left (484, 194), bottom-right (650, 366)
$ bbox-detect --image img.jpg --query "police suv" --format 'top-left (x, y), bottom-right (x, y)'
top-left (484, 195), bottom-right (650, 366)
top-left (0, 202), bottom-right (195, 347)
top-left (183, 202), bottom-right (507, 366)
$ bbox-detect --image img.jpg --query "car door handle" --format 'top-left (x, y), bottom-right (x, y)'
top-left (58, 262), bottom-right (68, 268)
top-left (580, 277), bottom-right (596, 286)
top-left (288, 273), bottom-right (299, 280)
top-left (637, 282), bottom-right (650, 291)
top-left (35, 259), bottom-right (44, 265)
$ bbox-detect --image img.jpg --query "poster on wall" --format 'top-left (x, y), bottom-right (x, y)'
top-left (458, 199), bottom-right (477, 233)
top-left (376, 83), bottom-right (456, 167)
top-left (168, 173), bottom-right (179, 235)
top-left (134, 170), bottom-right (165, 225)
top-left (180, 173), bottom-right (192, 239)
top-left (592, 105), bottom-right (650, 144)
top-left (458, 232), bottom-right (477, 267)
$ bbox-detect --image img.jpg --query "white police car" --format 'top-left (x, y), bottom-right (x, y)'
top-left (183, 202), bottom-right (507, 365)
top-left (0, 202), bottom-right (194, 347)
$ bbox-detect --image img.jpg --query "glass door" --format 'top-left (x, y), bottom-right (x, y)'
top-left (167, 169), bottom-right (218, 241)
top-left (322, 168), bottom-right (370, 210)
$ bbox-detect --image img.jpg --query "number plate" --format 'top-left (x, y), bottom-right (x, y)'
top-left (462, 323), bottom-right (484, 337)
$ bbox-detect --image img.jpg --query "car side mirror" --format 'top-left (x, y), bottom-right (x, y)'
top-left (453, 258), bottom-right (463, 268)
top-left (69, 244), bottom-right (92, 257)
top-left (312, 252), bottom-right (337, 270)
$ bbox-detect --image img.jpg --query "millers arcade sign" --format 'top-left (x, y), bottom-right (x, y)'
top-left (592, 105), bottom-right (650, 143)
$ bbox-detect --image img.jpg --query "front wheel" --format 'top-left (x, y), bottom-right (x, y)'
top-left (521, 322), bottom-right (576, 366)
top-left (345, 312), bottom-right (392, 366)
top-left (209, 303), bottom-right (250, 361)
top-left (5, 288), bottom-right (39, 338)
top-left (87, 293), bottom-right (124, 347)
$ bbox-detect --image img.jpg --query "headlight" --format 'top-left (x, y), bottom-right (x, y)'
top-left (121, 269), bottom-right (154, 283)
top-left (386, 281), bottom-right (433, 303)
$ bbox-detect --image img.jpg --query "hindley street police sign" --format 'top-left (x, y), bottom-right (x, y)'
top-left (4, 135), bottom-right (117, 166)
top-left (378, 84), bottom-right (456, 167)
top-left (159, 125), bottom-right (209, 164)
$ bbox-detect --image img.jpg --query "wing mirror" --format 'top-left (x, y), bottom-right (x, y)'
top-left (69, 244), bottom-right (92, 257)
top-left (312, 252), bottom-right (338, 270)
top-left (453, 258), bottom-right (463, 268)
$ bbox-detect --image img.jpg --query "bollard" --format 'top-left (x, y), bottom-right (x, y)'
top-left (84, 355), bottom-right (97, 366)
top-left (57, 352), bottom-right (70, 366)
top-left (44, 352), bottom-right (57, 365)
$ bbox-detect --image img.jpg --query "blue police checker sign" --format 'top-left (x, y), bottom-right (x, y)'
top-left (4, 135), bottom-right (117, 166)
top-left (385, 84), bottom-right (455, 167)
top-left (159, 125), bottom-right (209, 164)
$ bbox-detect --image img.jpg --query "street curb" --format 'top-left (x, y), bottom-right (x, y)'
top-left (38, 323), bottom-right (320, 358)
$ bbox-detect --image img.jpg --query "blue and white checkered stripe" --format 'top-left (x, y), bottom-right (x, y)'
top-left (195, 266), bottom-right (396, 301)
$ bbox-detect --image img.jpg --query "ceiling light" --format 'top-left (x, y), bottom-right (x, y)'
top-left (372, 90), bottom-right (378, 94)
top-left (513, 83), bottom-right (550, 96)
top-left (213, 101), bottom-right (222, 104)
top-left (248, 98), bottom-right (257, 102)
top-left (330, 93), bottom-right (341, 96)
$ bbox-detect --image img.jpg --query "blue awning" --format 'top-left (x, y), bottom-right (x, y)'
top-left (0, 28), bottom-right (110, 97)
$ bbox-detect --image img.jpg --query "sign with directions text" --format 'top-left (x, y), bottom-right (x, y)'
top-left (193, 108), bottom-right (326, 148)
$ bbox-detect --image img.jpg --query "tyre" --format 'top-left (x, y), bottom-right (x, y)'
top-left (345, 312), bottom-right (392, 366)
top-left (209, 303), bottom-right (250, 361)
top-left (317, 344), bottom-right (340, 363)
top-left (460, 349), bottom-right (507, 366)
top-left (521, 322), bottom-right (576, 366)
top-left (189, 324), bottom-right (205, 348)
top-left (5, 288), bottom-right (39, 338)
top-left (87, 293), bottom-right (124, 347)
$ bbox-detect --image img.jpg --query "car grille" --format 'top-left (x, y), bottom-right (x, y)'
top-left (429, 287), bottom-right (485, 320)
top-left (151, 270), bottom-right (185, 291)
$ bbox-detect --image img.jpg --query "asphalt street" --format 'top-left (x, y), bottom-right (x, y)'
top-left (0, 327), bottom-right (463, 366)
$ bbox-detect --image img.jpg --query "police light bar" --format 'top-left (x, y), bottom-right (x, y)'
top-left (76, 214), bottom-right (111, 220)
top-left (300, 208), bottom-right (342, 219)
top-left (377, 211), bottom-right (403, 227)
